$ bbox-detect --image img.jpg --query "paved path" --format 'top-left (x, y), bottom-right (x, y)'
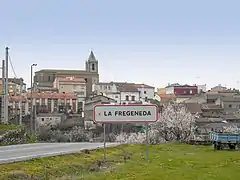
top-left (0, 142), bottom-right (120, 164)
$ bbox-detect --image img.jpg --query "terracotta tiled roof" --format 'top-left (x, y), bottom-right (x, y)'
top-left (26, 93), bottom-right (77, 99)
top-left (116, 84), bottom-right (139, 92)
top-left (9, 96), bottom-right (26, 102)
top-left (6, 93), bottom-right (77, 102)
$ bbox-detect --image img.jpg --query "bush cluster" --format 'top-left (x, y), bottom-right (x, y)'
top-left (0, 128), bottom-right (28, 146)
top-left (36, 125), bottom-right (90, 143)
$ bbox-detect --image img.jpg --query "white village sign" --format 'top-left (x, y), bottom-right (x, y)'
top-left (93, 104), bottom-right (158, 123)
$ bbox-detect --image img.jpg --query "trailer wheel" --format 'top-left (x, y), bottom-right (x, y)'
top-left (213, 143), bottom-right (217, 151)
top-left (229, 144), bottom-right (236, 150)
top-left (236, 143), bottom-right (240, 150)
top-left (217, 144), bottom-right (221, 150)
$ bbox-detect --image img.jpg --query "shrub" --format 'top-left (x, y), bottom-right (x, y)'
top-left (0, 128), bottom-right (27, 146)
top-left (66, 126), bottom-right (90, 142)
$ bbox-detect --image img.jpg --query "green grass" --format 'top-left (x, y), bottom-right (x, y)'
top-left (0, 123), bottom-right (22, 135)
top-left (1, 143), bottom-right (240, 180)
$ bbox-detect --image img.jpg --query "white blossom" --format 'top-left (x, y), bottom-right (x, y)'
top-left (150, 103), bottom-right (197, 142)
top-left (115, 103), bottom-right (197, 144)
top-left (222, 126), bottom-right (240, 134)
top-left (115, 132), bottom-right (145, 144)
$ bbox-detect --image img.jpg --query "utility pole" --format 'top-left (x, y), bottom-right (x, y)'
top-left (4, 47), bottom-right (9, 123)
top-left (1, 60), bottom-right (5, 123)
top-left (30, 67), bottom-right (33, 135)
top-left (19, 78), bottom-right (23, 125)
top-left (30, 63), bottom-right (37, 135)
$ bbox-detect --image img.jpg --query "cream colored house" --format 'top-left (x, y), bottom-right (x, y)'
top-left (53, 76), bottom-right (86, 94)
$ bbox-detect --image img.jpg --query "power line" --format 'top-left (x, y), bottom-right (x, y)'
top-left (7, 55), bottom-right (19, 101)
top-left (8, 55), bottom-right (18, 78)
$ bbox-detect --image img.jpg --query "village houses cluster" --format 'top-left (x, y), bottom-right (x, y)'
top-left (1, 51), bottom-right (240, 130)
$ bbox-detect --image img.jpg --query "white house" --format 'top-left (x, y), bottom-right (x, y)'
top-left (92, 82), bottom-right (118, 94)
top-left (93, 82), bottom-right (156, 104)
top-left (118, 84), bottom-right (140, 104)
top-left (196, 84), bottom-right (207, 93)
top-left (211, 84), bottom-right (227, 91)
top-left (136, 84), bottom-right (155, 102)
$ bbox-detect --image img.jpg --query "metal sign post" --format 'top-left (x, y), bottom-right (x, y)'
top-left (93, 104), bottom-right (159, 164)
top-left (146, 123), bottom-right (149, 161)
top-left (103, 123), bottom-right (106, 163)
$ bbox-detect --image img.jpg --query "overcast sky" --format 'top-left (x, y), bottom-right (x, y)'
top-left (0, 0), bottom-right (240, 89)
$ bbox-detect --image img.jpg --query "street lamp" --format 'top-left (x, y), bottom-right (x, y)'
top-left (30, 63), bottom-right (37, 135)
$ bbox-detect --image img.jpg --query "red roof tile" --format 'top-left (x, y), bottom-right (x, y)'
top-left (5, 92), bottom-right (77, 102)
top-left (25, 93), bottom-right (77, 99)
top-left (9, 96), bottom-right (26, 102)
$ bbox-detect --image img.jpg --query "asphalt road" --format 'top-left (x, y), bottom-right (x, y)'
top-left (0, 142), bottom-right (120, 164)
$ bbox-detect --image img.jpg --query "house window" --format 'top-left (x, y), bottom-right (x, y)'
top-left (60, 99), bottom-right (65, 103)
top-left (79, 91), bottom-right (85, 96)
top-left (48, 76), bottom-right (51, 81)
top-left (144, 91), bottom-right (146, 94)
top-left (125, 95), bottom-right (129, 101)
top-left (229, 104), bottom-right (232, 108)
top-left (145, 97), bottom-right (148, 102)
top-left (91, 64), bottom-right (95, 71)
top-left (41, 98), bottom-right (46, 105)
top-left (131, 96), bottom-right (135, 101)
top-left (115, 96), bottom-right (118, 98)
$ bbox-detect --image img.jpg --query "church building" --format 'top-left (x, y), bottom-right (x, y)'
top-left (34, 51), bottom-right (99, 97)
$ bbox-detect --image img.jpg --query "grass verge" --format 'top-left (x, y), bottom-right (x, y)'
top-left (0, 123), bottom-right (22, 135)
top-left (0, 143), bottom-right (240, 180)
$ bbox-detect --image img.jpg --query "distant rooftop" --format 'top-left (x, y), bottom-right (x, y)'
top-left (35, 69), bottom-right (97, 75)
top-left (98, 82), bottom-right (155, 89)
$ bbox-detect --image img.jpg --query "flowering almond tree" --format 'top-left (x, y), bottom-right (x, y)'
top-left (150, 103), bottom-right (197, 142)
top-left (115, 103), bottom-right (197, 144)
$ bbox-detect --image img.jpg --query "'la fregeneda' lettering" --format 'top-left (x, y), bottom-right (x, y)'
top-left (103, 110), bottom-right (152, 117)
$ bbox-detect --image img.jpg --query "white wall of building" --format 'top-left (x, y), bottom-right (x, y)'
top-left (154, 93), bottom-right (161, 101)
top-left (197, 84), bottom-right (207, 93)
top-left (120, 91), bottom-right (140, 104)
top-left (93, 82), bottom-right (155, 104)
top-left (137, 87), bottom-right (155, 100)
top-left (165, 86), bottom-right (174, 94)
top-left (92, 83), bottom-right (118, 94)
top-left (36, 116), bottom-right (62, 127)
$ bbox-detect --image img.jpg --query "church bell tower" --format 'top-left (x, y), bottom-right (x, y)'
top-left (85, 51), bottom-right (98, 73)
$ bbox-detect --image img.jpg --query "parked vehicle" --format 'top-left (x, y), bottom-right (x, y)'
top-left (209, 131), bottom-right (240, 150)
